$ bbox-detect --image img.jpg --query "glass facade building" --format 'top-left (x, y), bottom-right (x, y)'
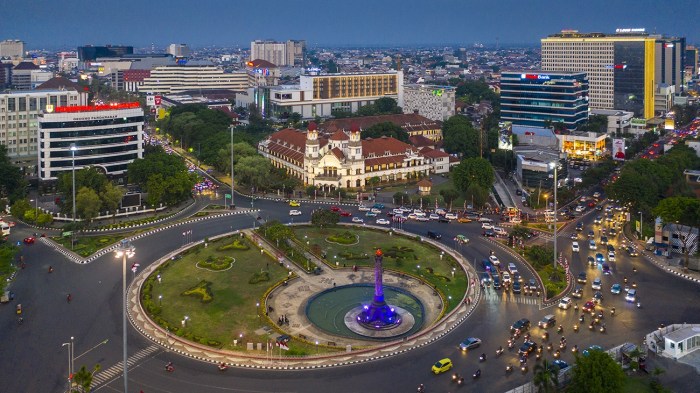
top-left (500, 71), bottom-right (589, 130)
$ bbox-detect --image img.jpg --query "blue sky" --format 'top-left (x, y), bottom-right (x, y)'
top-left (1, 0), bottom-right (698, 48)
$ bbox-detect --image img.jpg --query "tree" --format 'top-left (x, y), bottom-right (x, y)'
top-left (452, 157), bottom-right (495, 193)
top-left (234, 156), bottom-right (272, 190)
top-left (464, 183), bottom-right (489, 208)
top-left (393, 192), bottom-right (409, 206)
top-left (100, 183), bottom-right (124, 214)
top-left (260, 221), bottom-right (294, 244)
top-left (439, 189), bottom-right (460, 210)
top-left (146, 173), bottom-right (166, 208)
top-left (361, 122), bottom-right (409, 142)
top-left (533, 359), bottom-right (559, 393)
top-left (653, 197), bottom-right (700, 268)
top-left (57, 167), bottom-right (109, 214)
top-left (70, 363), bottom-right (101, 393)
top-left (76, 187), bottom-right (101, 223)
top-left (306, 185), bottom-right (318, 198)
top-left (442, 115), bottom-right (480, 157)
top-left (10, 199), bottom-right (31, 221)
top-left (367, 176), bottom-right (381, 188)
top-left (510, 225), bottom-right (532, 240)
top-left (311, 209), bottom-right (340, 228)
top-left (569, 350), bottom-right (625, 393)
top-left (373, 97), bottom-right (402, 114)
top-left (0, 145), bottom-right (26, 202)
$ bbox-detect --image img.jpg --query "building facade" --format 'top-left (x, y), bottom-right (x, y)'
top-left (167, 44), bottom-right (190, 58)
top-left (0, 40), bottom-right (24, 59)
top-left (402, 84), bottom-right (456, 121)
top-left (541, 29), bottom-right (685, 119)
top-left (258, 123), bottom-right (433, 190)
top-left (500, 71), bottom-right (589, 130)
top-left (0, 82), bottom-right (87, 174)
top-left (555, 131), bottom-right (607, 161)
top-left (37, 103), bottom-right (144, 181)
top-left (137, 66), bottom-right (247, 94)
top-left (319, 113), bottom-right (443, 141)
top-left (250, 40), bottom-right (305, 67)
top-left (269, 71), bottom-right (404, 119)
top-left (77, 45), bottom-right (134, 62)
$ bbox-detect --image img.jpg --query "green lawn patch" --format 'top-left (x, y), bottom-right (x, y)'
top-left (217, 238), bottom-right (250, 251)
top-left (326, 231), bottom-right (358, 245)
top-left (51, 234), bottom-right (128, 257)
top-left (182, 280), bottom-right (214, 302)
top-left (196, 255), bottom-right (234, 271)
top-left (522, 244), bottom-right (567, 298)
top-left (0, 244), bottom-right (18, 292)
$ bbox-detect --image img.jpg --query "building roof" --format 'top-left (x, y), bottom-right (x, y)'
top-left (362, 136), bottom-right (414, 157)
top-left (248, 59), bottom-right (278, 69)
top-left (409, 134), bottom-right (436, 148)
top-left (329, 130), bottom-right (349, 141)
top-left (330, 147), bottom-right (345, 160)
top-left (417, 179), bottom-right (432, 187)
top-left (319, 114), bottom-right (441, 134)
top-left (35, 76), bottom-right (81, 91)
top-left (13, 61), bottom-right (39, 70)
top-left (419, 147), bottom-right (449, 159)
top-left (665, 326), bottom-right (700, 343)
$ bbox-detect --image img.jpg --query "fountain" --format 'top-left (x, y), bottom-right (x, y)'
top-left (356, 249), bottom-right (401, 329)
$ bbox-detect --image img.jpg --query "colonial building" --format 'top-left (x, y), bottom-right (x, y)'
top-left (257, 123), bottom-right (434, 191)
top-left (319, 113), bottom-right (443, 141)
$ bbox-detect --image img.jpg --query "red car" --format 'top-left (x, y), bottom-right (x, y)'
top-left (339, 211), bottom-right (352, 217)
top-left (23, 237), bottom-right (35, 245)
top-left (583, 301), bottom-right (596, 313)
top-left (330, 206), bottom-right (341, 212)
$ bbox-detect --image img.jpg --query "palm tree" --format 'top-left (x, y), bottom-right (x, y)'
top-left (71, 364), bottom-right (101, 393)
top-left (533, 359), bottom-right (559, 393)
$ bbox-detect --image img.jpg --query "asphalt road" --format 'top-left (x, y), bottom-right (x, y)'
top-left (1, 195), bottom-right (699, 393)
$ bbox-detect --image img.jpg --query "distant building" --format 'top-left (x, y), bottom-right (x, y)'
top-left (269, 71), bottom-right (404, 119)
top-left (121, 69), bottom-right (151, 92)
top-left (77, 45), bottom-right (134, 62)
top-left (12, 61), bottom-right (53, 90)
top-left (138, 65), bottom-right (247, 94)
top-left (514, 147), bottom-right (567, 190)
top-left (556, 131), bottom-right (607, 161)
top-left (686, 46), bottom-right (698, 79)
top-left (38, 102), bottom-right (144, 182)
top-left (0, 77), bottom-right (88, 174)
top-left (246, 59), bottom-right (280, 87)
top-left (402, 84), bottom-right (456, 121)
top-left (590, 109), bottom-right (634, 135)
top-left (167, 44), bottom-right (190, 58)
top-left (319, 113), bottom-right (442, 141)
top-left (250, 40), bottom-right (306, 67)
top-left (0, 39), bottom-right (24, 59)
top-left (511, 125), bottom-right (559, 148)
top-left (500, 71), bottom-right (589, 130)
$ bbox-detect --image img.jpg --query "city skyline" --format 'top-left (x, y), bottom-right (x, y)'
top-left (1, 0), bottom-right (698, 49)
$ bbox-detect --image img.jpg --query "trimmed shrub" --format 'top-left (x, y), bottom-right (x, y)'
top-left (181, 280), bottom-right (214, 303)
top-left (197, 255), bottom-right (233, 271)
top-left (326, 231), bottom-right (357, 245)
top-left (217, 238), bottom-right (250, 251)
top-left (249, 271), bottom-right (270, 284)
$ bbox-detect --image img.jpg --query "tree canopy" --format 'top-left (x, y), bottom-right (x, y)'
top-left (653, 197), bottom-right (700, 228)
top-left (333, 97), bottom-right (402, 118)
top-left (0, 145), bottom-right (26, 203)
top-left (442, 115), bottom-right (480, 158)
top-left (452, 157), bottom-right (495, 193)
top-left (311, 209), bottom-right (340, 228)
top-left (127, 146), bottom-right (195, 206)
top-left (569, 350), bottom-right (625, 393)
top-left (360, 122), bottom-right (409, 142)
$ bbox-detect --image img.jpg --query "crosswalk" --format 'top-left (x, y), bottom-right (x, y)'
top-left (482, 290), bottom-right (541, 306)
top-left (92, 345), bottom-right (161, 388)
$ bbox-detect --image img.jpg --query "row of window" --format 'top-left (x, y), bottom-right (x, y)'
top-left (45, 163), bottom-right (128, 178)
top-left (42, 153), bottom-right (138, 168)
top-left (40, 116), bottom-right (144, 129)
top-left (42, 125), bottom-right (140, 139)
top-left (1, 95), bottom-right (75, 111)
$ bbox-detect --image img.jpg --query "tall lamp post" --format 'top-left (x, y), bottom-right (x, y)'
top-left (549, 160), bottom-right (558, 268)
top-left (638, 211), bottom-right (643, 241)
top-left (70, 144), bottom-right (78, 249)
top-left (230, 125), bottom-right (235, 209)
top-left (61, 336), bottom-right (74, 387)
top-left (114, 240), bottom-right (135, 393)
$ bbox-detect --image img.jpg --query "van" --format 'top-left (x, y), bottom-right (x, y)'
top-left (508, 263), bottom-right (518, 275)
top-left (427, 231), bottom-right (441, 240)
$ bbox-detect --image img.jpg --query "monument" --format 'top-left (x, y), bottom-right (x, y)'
top-left (356, 249), bottom-right (401, 329)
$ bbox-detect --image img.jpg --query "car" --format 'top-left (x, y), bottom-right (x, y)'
top-left (625, 289), bottom-right (637, 302)
top-left (575, 205), bottom-right (586, 213)
top-left (366, 211), bottom-right (378, 217)
top-left (375, 219), bottom-right (390, 225)
top-left (611, 283), bottom-right (622, 294)
top-left (592, 291), bottom-right (604, 304)
top-left (502, 272), bottom-right (512, 284)
top-left (558, 297), bottom-right (572, 310)
top-left (289, 210), bottom-right (302, 216)
top-left (583, 301), bottom-right (596, 313)
top-left (588, 230), bottom-right (595, 238)
top-left (538, 314), bottom-right (557, 328)
top-left (329, 206), bottom-right (341, 212)
top-left (589, 240), bottom-right (596, 250)
top-left (416, 216), bottom-right (430, 222)
top-left (493, 227), bottom-right (507, 236)
top-left (571, 286), bottom-right (583, 298)
top-left (570, 232), bottom-right (578, 240)
top-left (528, 279), bottom-right (538, 291)
top-left (519, 341), bottom-right (538, 356)
top-left (600, 236), bottom-right (608, 245)
top-left (358, 205), bottom-right (370, 212)
top-left (510, 318), bottom-right (530, 334)
top-left (438, 216), bottom-right (451, 223)
top-left (372, 203), bottom-right (385, 209)
top-left (459, 337), bottom-right (482, 351)
top-left (431, 358), bottom-right (453, 374)
top-left (602, 264), bottom-right (611, 275)
top-left (595, 253), bottom-right (605, 263)
top-left (582, 345), bottom-right (604, 356)
top-left (591, 277), bottom-right (602, 290)
top-left (370, 208), bottom-right (382, 214)
top-left (427, 231), bottom-right (442, 240)
top-left (492, 275), bottom-right (501, 289)
top-left (572, 242), bottom-right (580, 252)
top-left (407, 213), bottom-right (417, 220)
top-left (445, 213), bottom-right (458, 220)
top-left (488, 255), bottom-right (500, 266)
top-left (339, 211), bottom-right (352, 217)
top-left (435, 208), bottom-right (447, 216)
top-left (288, 200), bottom-right (301, 207)
top-left (457, 216), bottom-right (472, 223)
top-left (429, 213), bottom-right (440, 220)
top-left (593, 191), bottom-right (601, 199)
top-left (508, 263), bottom-right (518, 275)
top-left (577, 272), bottom-right (587, 284)
top-left (626, 246), bottom-right (639, 257)
top-left (480, 272), bottom-right (491, 286)
top-left (607, 251), bottom-right (616, 261)
top-left (550, 359), bottom-right (570, 371)
top-left (511, 217), bottom-right (522, 224)
top-left (607, 244), bottom-right (615, 252)
top-left (587, 256), bottom-right (595, 266)
top-left (594, 216), bottom-right (602, 224)
top-left (481, 223), bottom-right (494, 230)
top-left (455, 234), bottom-right (469, 244)
top-left (576, 222), bottom-right (584, 232)
top-left (512, 280), bottom-right (522, 293)
top-left (23, 237), bottom-right (35, 245)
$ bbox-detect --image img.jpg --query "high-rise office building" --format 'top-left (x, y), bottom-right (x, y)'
top-left (686, 46), bottom-right (698, 79)
top-left (500, 71), bottom-right (589, 130)
top-left (250, 40), bottom-right (305, 66)
top-left (0, 40), bottom-right (25, 59)
top-left (541, 29), bottom-right (685, 119)
top-left (138, 65), bottom-right (247, 94)
top-left (402, 84), bottom-right (456, 121)
top-left (77, 45), bottom-right (134, 62)
top-left (167, 44), bottom-right (190, 58)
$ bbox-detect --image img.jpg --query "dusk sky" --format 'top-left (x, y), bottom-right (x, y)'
top-left (1, 0), bottom-right (698, 49)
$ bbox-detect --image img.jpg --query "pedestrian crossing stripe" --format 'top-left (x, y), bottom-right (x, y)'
top-left (482, 291), bottom-right (541, 305)
top-left (91, 345), bottom-right (161, 388)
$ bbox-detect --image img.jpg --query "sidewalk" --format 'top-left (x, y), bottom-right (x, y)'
top-left (126, 226), bottom-right (483, 369)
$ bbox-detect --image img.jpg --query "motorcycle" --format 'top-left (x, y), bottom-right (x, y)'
top-left (554, 349), bottom-right (561, 359)
top-left (218, 363), bottom-right (228, 371)
top-left (496, 347), bottom-right (504, 357)
top-left (637, 302), bottom-right (642, 309)
top-left (16, 304), bottom-right (21, 315)
top-left (611, 308), bottom-right (616, 316)
top-left (579, 315), bottom-right (585, 323)
top-left (573, 324), bottom-right (579, 332)
top-left (452, 373), bottom-right (464, 385)
top-left (508, 340), bottom-right (515, 349)
top-left (165, 362), bottom-right (174, 372)
top-left (546, 343), bottom-right (553, 351)
top-left (600, 325), bottom-right (606, 333)
top-left (541, 332), bottom-right (549, 341)
top-left (472, 369), bottom-right (481, 379)
top-left (589, 324), bottom-right (594, 331)
top-left (417, 384), bottom-right (425, 393)
top-left (632, 282), bottom-right (637, 288)
top-left (572, 345), bottom-right (578, 353)
top-left (506, 365), bottom-right (513, 373)
top-left (520, 364), bottom-right (528, 373)
top-left (479, 354), bottom-right (487, 362)
top-left (557, 325), bottom-right (563, 334)
top-left (523, 333), bottom-right (531, 341)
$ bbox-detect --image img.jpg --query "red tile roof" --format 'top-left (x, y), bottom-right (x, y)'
top-left (409, 135), bottom-right (435, 148)
top-left (35, 76), bottom-right (80, 91)
top-left (329, 130), bottom-right (349, 140)
top-left (362, 136), bottom-right (414, 157)
top-left (248, 59), bottom-right (278, 69)
top-left (330, 147), bottom-right (345, 160)
top-left (13, 61), bottom-right (39, 71)
top-left (320, 114), bottom-right (442, 134)
top-left (419, 147), bottom-right (449, 159)
top-left (364, 155), bottom-right (406, 167)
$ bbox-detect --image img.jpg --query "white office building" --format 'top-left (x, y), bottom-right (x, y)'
top-left (138, 65), bottom-right (247, 94)
top-left (250, 40), bottom-right (305, 66)
top-left (167, 44), bottom-right (190, 58)
top-left (0, 39), bottom-right (25, 59)
top-left (38, 103), bottom-right (144, 181)
top-left (402, 84), bottom-right (456, 121)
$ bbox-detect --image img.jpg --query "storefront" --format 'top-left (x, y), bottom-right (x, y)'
top-left (556, 132), bottom-right (607, 161)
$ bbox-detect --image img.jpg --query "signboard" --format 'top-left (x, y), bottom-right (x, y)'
top-left (664, 118), bottom-right (675, 130)
top-left (521, 73), bottom-right (550, 80)
top-left (613, 139), bottom-right (626, 161)
top-left (154, 95), bottom-right (162, 106)
top-left (146, 95), bottom-right (155, 106)
top-left (615, 28), bottom-right (646, 33)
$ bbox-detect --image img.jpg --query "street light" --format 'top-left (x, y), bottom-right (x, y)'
top-left (638, 211), bottom-right (643, 241)
top-left (61, 336), bottom-right (74, 386)
top-left (549, 160), bottom-right (558, 268)
top-left (230, 125), bottom-right (235, 209)
top-left (114, 240), bottom-right (135, 393)
top-left (70, 144), bottom-right (77, 249)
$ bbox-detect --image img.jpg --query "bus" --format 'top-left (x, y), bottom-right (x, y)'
top-left (0, 221), bottom-right (10, 238)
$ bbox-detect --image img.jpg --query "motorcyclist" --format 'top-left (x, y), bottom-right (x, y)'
top-left (67, 293), bottom-right (72, 302)
top-left (48, 266), bottom-right (53, 273)
top-left (480, 353), bottom-right (487, 361)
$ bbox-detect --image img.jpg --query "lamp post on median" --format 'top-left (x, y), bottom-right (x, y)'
top-left (549, 160), bottom-right (558, 268)
top-left (114, 240), bottom-right (135, 393)
top-left (638, 211), bottom-right (643, 241)
top-left (230, 125), bottom-right (235, 208)
top-left (61, 336), bottom-right (74, 387)
top-left (70, 144), bottom-right (78, 249)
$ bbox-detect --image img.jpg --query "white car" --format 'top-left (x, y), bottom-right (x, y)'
top-left (481, 223), bottom-right (494, 230)
top-left (414, 212), bottom-right (427, 218)
top-left (376, 218), bottom-right (390, 225)
top-left (358, 205), bottom-right (370, 212)
top-left (413, 209), bottom-right (424, 215)
top-left (289, 210), bottom-right (302, 216)
top-left (429, 213), bottom-right (440, 220)
top-left (575, 205), bottom-right (585, 212)
top-left (608, 251), bottom-right (616, 261)
top-left (593, 192), bottom-right (601, 199)
top-left (493, 227), bottom-right (507, 236)
top-left (510, 217), bottom-right (522, 224)
top-left (351, 217), bottom-right (364, 223)
top-left (572, 242), bottom-right (579, 252)
top-left (393, 208), bottom-right (404, 214)
top-left (558, 297), bottom-right (572, 310)
top-left (416, 216), bottom-right (430, 222)
top-left (502, 272), bottom-right (512, 284)
top-left (370, 208), bottom-right (382, 214)
top-left (488, 255), bottom-right (500, 266)
top-left (445, 213), bottom-right (458, 220)
top-left (407, 213), bottom-right (417, 219)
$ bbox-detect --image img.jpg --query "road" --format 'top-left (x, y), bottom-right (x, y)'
top-left (1, 195), bottom-right (699, 393)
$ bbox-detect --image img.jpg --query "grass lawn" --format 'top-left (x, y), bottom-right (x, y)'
top-left (52, 233), bottom-right (129, 257)
top-left (294, 226), bottom-right (468, 313)
top-left (0, 245), bottom-right (18, 292)
top-left (622, 374), bottom-right (656, 393)
top-left (144, 235), bottom-right (295, 351)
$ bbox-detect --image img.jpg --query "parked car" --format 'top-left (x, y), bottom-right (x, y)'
top-left (289, 210), bottom-right (302, 216)
top-left (375, 219), bottom-right (390, 225)
top-left (445, 213), bottom-right (458, 220)
top-left (351, 217), bottom-right (364, 223)
top-left (481, 223), bottom-right (494, 230)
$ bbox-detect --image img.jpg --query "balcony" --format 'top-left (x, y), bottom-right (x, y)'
top-left (315, 174), bottom-right (341, 181)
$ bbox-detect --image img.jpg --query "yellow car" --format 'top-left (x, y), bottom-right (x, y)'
top-left (289, 200), bottom-right (300, 207)
top-left (457, 217), bottom-right (472, 223)
top-left (431, 358), bottom-right (453, 374)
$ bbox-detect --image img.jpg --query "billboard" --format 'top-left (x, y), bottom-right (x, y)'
top-left (613, 139), bottom-right (626, 161)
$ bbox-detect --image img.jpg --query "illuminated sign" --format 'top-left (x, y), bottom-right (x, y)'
top-left (604, 64), bottom-right (628, 70)
top-left (53, 102), bottom-right (141, 113)
top-left (45, 104), bottom-right (54, 113)
top-left (431, 89), bottom-right (444, 96)
top-left (664, 43), bottom-right (674, 48)
top-left (615, 28), bottom-right (646, 33)
top-left (521, 74), bottom-right (550, 80)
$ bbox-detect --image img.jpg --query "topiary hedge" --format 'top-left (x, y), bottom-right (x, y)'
top-left (181, 280), bottom-right (214, 303)
top-left (249, 271), bottom-right (270, 284)
top-left (217, 238), bottom-right (250, 251)
top-left (197, 255), bottom-right (234, 271)
top-left (326, 231), bottom-right (357, 245)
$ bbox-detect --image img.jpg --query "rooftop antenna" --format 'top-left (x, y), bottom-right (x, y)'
top-left (496, 37), bottom-right (499, 50)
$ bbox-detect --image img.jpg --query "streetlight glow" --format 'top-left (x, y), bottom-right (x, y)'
top-left (113, 239), bottom-right (135, 393)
